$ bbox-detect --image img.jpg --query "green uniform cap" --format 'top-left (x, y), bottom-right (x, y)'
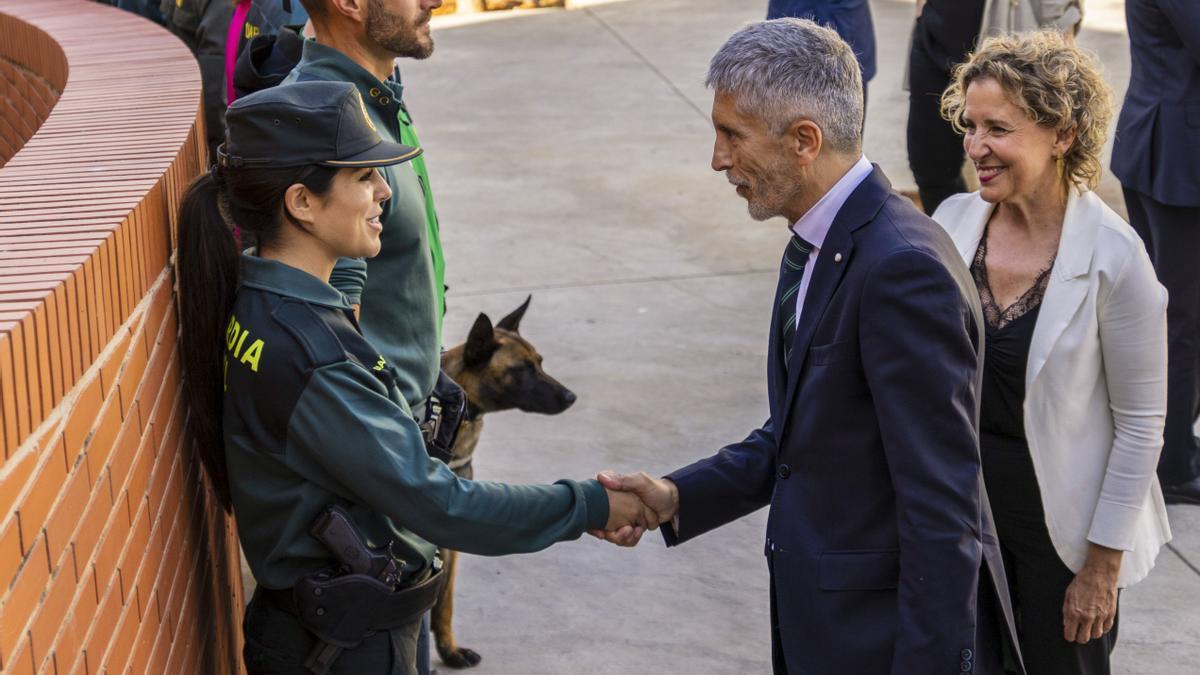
top-left (217, 80), bottom-right (421, 170)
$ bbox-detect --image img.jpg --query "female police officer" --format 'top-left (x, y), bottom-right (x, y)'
top-left (175, 81), bottom-right (655, 674)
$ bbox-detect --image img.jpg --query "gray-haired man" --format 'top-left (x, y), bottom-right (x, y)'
top-left (595, 18), bottom-right (1022, 674)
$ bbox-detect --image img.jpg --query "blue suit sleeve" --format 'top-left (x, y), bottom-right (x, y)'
top-left (661, 418), bottom-right (777, 546)
top-left (285, 360), bottom-right (609, 554)
top-left (858, 249), bottom-right (983, 672)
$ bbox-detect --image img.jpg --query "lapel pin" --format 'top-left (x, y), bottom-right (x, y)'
top-left (834, 253), bottom-right (843, 263)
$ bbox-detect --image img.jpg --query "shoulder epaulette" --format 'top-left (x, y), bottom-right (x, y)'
top-left (272, 299), bottom-right (347, 369)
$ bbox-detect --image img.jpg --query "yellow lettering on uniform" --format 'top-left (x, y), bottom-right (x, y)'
top-left (226, 315), bottom-right (239, 350)
top-left (374, 356), bottom-right (386, 371)
top-left (240, 339), bottom-right (264, 372)
top-left (234, 328), bottom-right (250, 359)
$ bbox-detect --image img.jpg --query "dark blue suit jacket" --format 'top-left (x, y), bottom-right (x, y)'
top-left (767, 0), bottom-right (876, 81)
top-left (1111, 0), bottom-right (1200, 207)
top-left (663, 169), bottom-right (1020, 674)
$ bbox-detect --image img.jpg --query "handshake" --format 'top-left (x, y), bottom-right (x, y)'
top-left (589, 471), bottom-right (680, 547)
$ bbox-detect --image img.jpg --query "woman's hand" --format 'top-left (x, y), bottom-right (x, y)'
top-left (1062, 543), bottom-right (1122, 643)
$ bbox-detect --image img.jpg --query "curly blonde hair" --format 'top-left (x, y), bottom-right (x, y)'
top-left (941, 30), bottom-right (1113, 192)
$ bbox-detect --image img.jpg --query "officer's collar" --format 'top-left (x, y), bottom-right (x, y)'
top-left (296, 38), bottom-right (405, 109)
top-left (239, 252), bottom-right (353, 310)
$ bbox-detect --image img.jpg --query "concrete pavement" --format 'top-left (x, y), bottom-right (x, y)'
top-left (401, 1), bottom-right (1200, 672)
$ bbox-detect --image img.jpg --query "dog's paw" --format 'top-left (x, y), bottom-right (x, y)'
top-left (440, 647), bottom-right (483, 669)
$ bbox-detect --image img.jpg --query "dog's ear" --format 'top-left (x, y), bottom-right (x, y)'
top-left (464, 313), bottom-right (500, 368)
top-left (496, 294), bottom-right (532, 333)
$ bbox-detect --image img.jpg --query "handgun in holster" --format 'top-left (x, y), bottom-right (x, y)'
top-left (296, 506), bottom-right (444, 675)
top-left (299, 505), bottom-right (403, 674)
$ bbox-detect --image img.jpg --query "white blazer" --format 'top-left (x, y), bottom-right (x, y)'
top-left (934, 190), bottom-right (1171, 588)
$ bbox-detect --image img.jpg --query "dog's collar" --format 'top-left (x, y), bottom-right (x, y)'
top-left (464, 399), bottom-right (485, 421)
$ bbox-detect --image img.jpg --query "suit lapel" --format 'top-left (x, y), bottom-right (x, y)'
top-left (946, 197), bottom-right (993, 264)
top-left (1025, 191), bottom-right (1098, 389)
top-left (944, 191), bottom-right (1098, 391)
top-left (780, 169), bottom-right (890, 416)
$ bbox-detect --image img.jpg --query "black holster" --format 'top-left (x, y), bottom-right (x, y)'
top-left (286, 566), bottom-right (446, 648)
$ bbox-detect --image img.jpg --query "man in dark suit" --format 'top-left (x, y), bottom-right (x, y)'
top-left (1112, 0), bottom-right (1200, 504)
top-left (594, 19), bottom-right (1019, 674)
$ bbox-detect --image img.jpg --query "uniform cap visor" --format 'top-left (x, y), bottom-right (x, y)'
top-left (320, 139), bottom-right (422, 167)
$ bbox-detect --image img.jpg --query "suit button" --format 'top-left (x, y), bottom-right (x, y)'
top-left (961, 649), bottom-right (973, 660)
top-left (777, 464), bottom-right (791, 479)
top-left (960, 661), bottom-right (972, 672)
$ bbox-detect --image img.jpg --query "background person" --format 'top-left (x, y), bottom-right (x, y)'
top-left (283, 5), bottom-right (449, 666)
top-left (905, 0), bottom-right (985, 215)
top-left (766, 0), bottom-right (875, 105)
top-left (160, 0), bottom-right (235, 159)
top-left (980, 0), bottom-right (1082, 41)
top-left (936, 31), bottom-right (1172, 673)
top-left (225, 0), bottom-right (310, 104)
top-left (289, 0), bottom-right (449, 353)
top-left (1111, 0), bottom-right (1200, 505)
top-left (175, 80), bottom-right (657, 674)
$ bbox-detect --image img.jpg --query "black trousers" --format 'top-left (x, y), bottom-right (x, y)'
top-left (243, 588), bottom-right (422, 675)
top-left (984, 433), bottom-right (1119, 674)
top-left (906, 27), bottom-right (973, 215)
top-left (1124, 187), bottom-right (1200, 485)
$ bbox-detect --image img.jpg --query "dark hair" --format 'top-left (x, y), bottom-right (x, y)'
top-left (176, 163), bottom-right (337, 510)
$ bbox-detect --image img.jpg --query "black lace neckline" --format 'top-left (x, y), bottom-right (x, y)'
top-left (971, 229), bottom-right (1056, 330)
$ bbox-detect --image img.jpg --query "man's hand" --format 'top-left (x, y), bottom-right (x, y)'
top-left (588, 472), bottom-right (679, 547)
top-left (1062, 543), bottom-right (1122, 643)
top-left (600, 488), bottom-right (660, 545)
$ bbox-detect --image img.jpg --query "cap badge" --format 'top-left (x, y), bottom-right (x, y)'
top-left (354, 89), bottom-right (378, 134)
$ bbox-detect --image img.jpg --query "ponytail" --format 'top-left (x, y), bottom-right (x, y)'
top-left (175, 163), bottom-right (339, 511)
top-left (177, 171), bottom-right (239, 510)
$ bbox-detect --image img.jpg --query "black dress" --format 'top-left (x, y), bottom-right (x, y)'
top-left (972, 235), bottom-right (1119, 674)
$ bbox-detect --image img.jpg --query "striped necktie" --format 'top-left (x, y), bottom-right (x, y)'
top-left (779, 235), bottom-right (813, 370)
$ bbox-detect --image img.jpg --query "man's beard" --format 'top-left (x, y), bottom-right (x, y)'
top-left (366, 0), bottom-right (434, 59)
top-left (735, 156), bottom-right (800, 222)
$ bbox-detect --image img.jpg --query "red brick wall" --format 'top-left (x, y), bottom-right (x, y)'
top-left (0, 3), bottom-right (244, 674)
top-left (0, 11), bottom-right (64, 167)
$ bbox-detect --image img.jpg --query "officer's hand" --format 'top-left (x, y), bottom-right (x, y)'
top-left (598, 471), bottom-right (678, 523)
top-left (587, 472), bottom-right (678, 547)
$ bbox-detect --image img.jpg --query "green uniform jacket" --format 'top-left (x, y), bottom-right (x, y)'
top-left (224, 255), bottom-right (608, 589)
top-left (284, 39), bottom-right (446, 407)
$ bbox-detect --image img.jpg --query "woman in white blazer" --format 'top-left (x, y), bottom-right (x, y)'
top-left (935, 32), bottom-right (1171, 673)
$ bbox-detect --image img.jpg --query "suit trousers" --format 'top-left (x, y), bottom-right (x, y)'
top-left (906, 27), bottom-right (969, 215)
top-left (1124, 187), bottom-right (1200, 485)
top-left (985, 433), bottom-right (1119, 674)
top-left (243, 588), bottom-right (422, 674)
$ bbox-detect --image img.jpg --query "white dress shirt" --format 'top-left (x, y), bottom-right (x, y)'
top-left (790, 155), bottom-right (874, 322)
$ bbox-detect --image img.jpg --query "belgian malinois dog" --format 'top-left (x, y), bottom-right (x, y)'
top-left (434, 295), bottom-right (576, 668)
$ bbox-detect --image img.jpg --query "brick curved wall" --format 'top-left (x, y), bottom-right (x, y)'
top-left (0, 11), bottom-right (64, 167)
top-left (0, 3), bottom-right (243, 674)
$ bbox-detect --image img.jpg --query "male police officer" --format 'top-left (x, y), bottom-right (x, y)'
top-left (287, 0), bottom-right (447, 379)
top-left (283, 2), bottom-right (448, 670)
